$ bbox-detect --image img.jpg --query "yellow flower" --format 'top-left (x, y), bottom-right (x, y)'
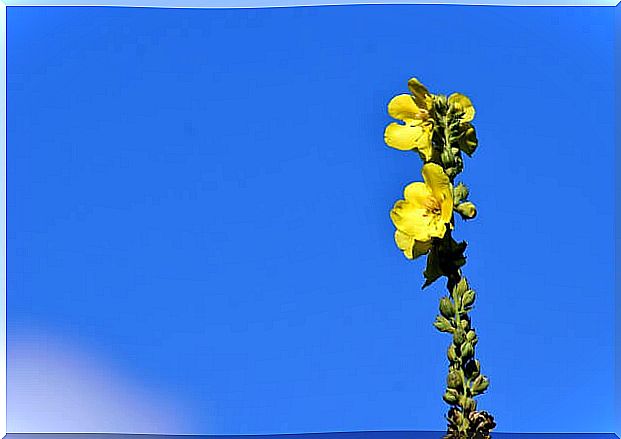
top-left (390, 163), bottom-right (453, 259)
top-left (384, 78), bottom-right (435, 160)
top-left (448, 93), bottom-right (475, 122)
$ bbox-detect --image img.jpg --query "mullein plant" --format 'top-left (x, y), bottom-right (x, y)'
top-left (384, 77), bottom-right (496, 439)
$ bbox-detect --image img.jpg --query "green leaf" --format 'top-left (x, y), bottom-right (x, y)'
top-left (422, 235), bottom-right (468, 289)
top-left (422, 245), bottom-right (443, 289)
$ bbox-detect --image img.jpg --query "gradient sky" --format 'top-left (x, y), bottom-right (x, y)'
top-left (6, 4), bottom-right (616, 435)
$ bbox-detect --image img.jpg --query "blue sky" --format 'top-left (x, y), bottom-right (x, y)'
top-left (6, 4), bottom-right (616, 434)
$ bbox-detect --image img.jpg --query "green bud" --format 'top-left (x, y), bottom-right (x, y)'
top-left (459, 319), bottom-right (470, 331)
top-left (447, 370), bottom-right (462, 389)
top-left (454, 278), bottom-right (469, 300)
top-left (466, 330), bottom-right (476, 342)
top-left (471, 375), bottom-right (490, 395)
top-left (461, 414), bottom-right (471, 431)
top-left (464, 359), bottom-right (481, 379)
top-left (456, 202), bottom-right (477, 220)
top-left (433, 316), bottom-right (454, 333)
top-left (443, 388), bottom-right (460, 405)
top-left (447, 345), bottom-right (458, 363)
top-left (441, 150), bottom-right (454, 168)
top-left (462, 289), bottom-right (476, 308)
top-left (448, 408), bottom-right (464, 425)
top-left (449, 122), bottom-right (462, 136)
top-left (434, 94), bottom-right (448, 110)
top-left (445, 167), bottom-right (459, 180)
top-left (453, 328), bottom-right (466, 346)
top-left (460, 396), bottom-right (477, 412)
top-left (453, 183), bottom-right (469, 205)
top-left (460, 341), bottom-right (474, 360)
top-left (439, 297), bottom-right (455, 318)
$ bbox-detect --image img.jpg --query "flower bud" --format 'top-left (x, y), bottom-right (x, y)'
top-left (464, 359), bottom-right (481, 379)
top-left (447, 370), bottom-right (462, 389)
top-left (466, 330), bottom-right (476, 342)
top-left (471, 375), bottom-right (490, 395)
top-left (453, 183), bottom-right (469, 205)
top-left (456, 202), bottom-right (477, 220)
top-left (447, 345), bottom-right (458, 363)
top-left (454, 278), bottom-right (469, 299)
top-left (462, 289), bottom-right (476, 307)
top-left (461, 396), bottom-right (477, 412)
top-left (447, 407), bottom-right (464, 425)
top-left (445, 167), bottom-right (459, 180)
top-left (441, 150), bottom-right (455, 168)
top-left (443, 389), bottom-right (460, 405)
top-left (433, 316), bottom-right (454, 333)
top-left (439, 297), bottom-right (455, 318)
top-left (453, 328), bottom-right (466, 346)
top-left (460, 342), bottom-right (474, 360)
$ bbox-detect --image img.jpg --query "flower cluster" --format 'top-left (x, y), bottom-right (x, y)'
top-left (384, 78), bottom-right (495, 439)
top-left (385, 78), bottom-right (478, 288)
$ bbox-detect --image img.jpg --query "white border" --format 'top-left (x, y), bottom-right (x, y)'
top-left (0, 1), bottom-right (617, 437)
top-left (1, 0), bottom-right (620, 6)
top-left (0, 0), bottom-right (5, 436)
top-left (0, 0), bottom-right (6, 437)
top-left (612, 6), bottom-right (621, 438)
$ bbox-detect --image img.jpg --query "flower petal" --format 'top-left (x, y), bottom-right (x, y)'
top-left (390, 200), bottom-right (433, 241)
top-left (449, 93), bottom-right (475, 122)
top-left (394, 231), bottom-right (431, 259)
top-left (388, 94), bottom-right (423, 122)
top-left (384, 122), bottom-right (433, 159)
top-left (422, 163), bottom-right (453, 224)
top-left (407, 77), bottom-right (432, 109)
top-left (404, 181), bottom-right (433, 208)
top-left (394, 230), bottom-right (415, 259)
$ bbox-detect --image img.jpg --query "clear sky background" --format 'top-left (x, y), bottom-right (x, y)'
top-left (6, 4), bottom-right (616, 435)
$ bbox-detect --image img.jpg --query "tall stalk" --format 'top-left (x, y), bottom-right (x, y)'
top-left (435, 273), bottom-right (495, 439)
top-left (384, 78), bottom-right (496, 439)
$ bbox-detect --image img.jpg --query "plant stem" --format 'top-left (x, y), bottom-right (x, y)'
top-left (446, 271), bottom-right (474, 437)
